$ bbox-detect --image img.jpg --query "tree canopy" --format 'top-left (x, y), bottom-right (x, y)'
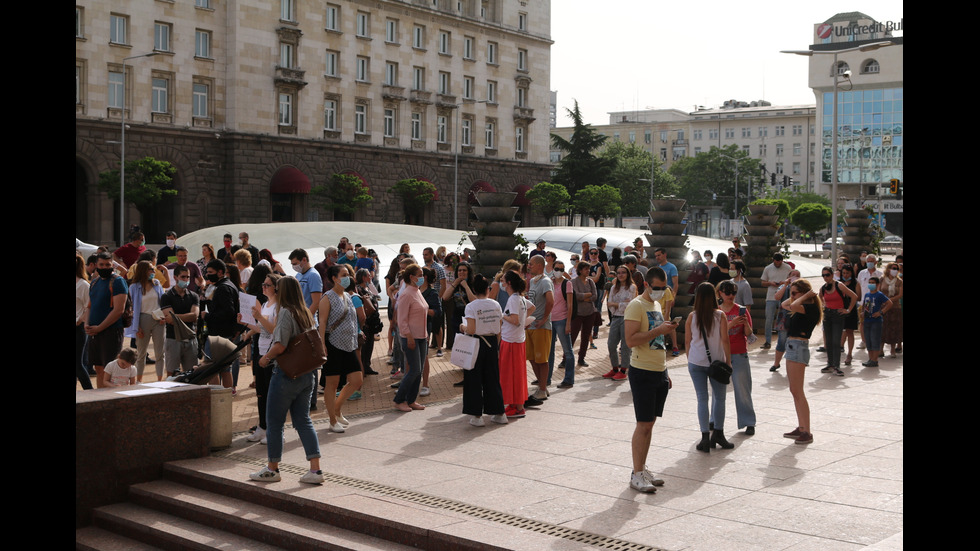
top-left (98, 156), bottom-right (177, 214)
top-left (389, 178), bottom-right (437, 224)
top-left (311, 173), bottom-right (372, 216)
top-left (599, 141), bottom-right (677, 217)
top-left (790, 203), bottom-right (833, 240)
top-left (574, 184), bottom-right (621, 226)
top-left (550, 101), bottom-right (614, 216)
top-left (668, 145), bottom-right (761, 216)
top-left (525, 181), bottom-right (570, 221)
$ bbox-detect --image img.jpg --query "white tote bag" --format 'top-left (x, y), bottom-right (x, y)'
top-left (451, 333), bottom-right (480, 371)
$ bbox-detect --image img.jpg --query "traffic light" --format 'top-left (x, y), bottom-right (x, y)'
top-left (783, 175), bottom-right (791, 189)
top-left (889, 178), bottom-right (901, 199)
top-left (770, 173), bottom-right (777, 186)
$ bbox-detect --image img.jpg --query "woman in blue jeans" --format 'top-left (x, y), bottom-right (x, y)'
top-left (550, 262), bottom-right (577, 388)
top-left (685, 282), bottom-right (732, 452)
top-left (603, 266), bottom-right (637, 380)
top-left (249, 276), bottom-right (323, 484)
top-left (717, 280), bottom-right (755, 434)
top-left (394, 263), bottom-right (428, 412)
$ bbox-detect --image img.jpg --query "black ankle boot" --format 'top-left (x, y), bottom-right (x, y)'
top-left (710, 430), bottom-right (735, 449)
top-left (696, 432), bottom-right (711, 453)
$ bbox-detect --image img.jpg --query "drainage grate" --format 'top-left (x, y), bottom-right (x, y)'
top-left (219, 450), bottom-right (662, 551)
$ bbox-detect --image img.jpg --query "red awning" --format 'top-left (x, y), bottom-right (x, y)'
top-left (270, 167), bottom-right (311, 194)
top-left (512, 184), bottom-right (532, 206)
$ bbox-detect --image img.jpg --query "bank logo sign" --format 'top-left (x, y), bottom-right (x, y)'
top-left (819, 19), bottom-right (903, 40)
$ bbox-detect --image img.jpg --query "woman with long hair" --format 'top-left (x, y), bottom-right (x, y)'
top-left (782, 279), bottom-right (822, 445)
top-left (393, 263), bottom-right (428, 412)
top-left (603, 265), bottom-right (637, 381)
top-left (76, 253), bottom-right (93, 389)
top-left (126, 260), bottom-right (166, 382)
top-left (259, 249), bottom-right (286, 276)
top-left (460, 274), bottom-right (507, 426)
top-left (838, 264), bottom-right (860, 365)
top-left (569, 261), bottom-right (598, 368)
top-left (318, 265), bottom-right (363, 431)
top-left (250, 276), bottom-right (323, 484)
top-left (197, 243), bottom-right (216, 274)
top-left (242, 273), bottom-right (280, 443)
top-left (879, 262), bottom-right (903, 357)
top-left (685, 282), bottom-right (732, 452)
top-left (717, 280), bottom-right (755, 435)
top-left (499, 270), bottom-right (534, 418)
top-left (707, 252), bottom-right (731, 286)
top-left (356, 268), bottom-right (381, 375)
top-left (819, 266), bottom-right (858, 376)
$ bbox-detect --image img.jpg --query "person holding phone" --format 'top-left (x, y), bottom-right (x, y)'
top-left (717, 280), bottom-right (755, 435)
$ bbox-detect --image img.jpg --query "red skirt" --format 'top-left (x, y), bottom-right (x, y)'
top-left (499, 340), bottom-right (528, 405)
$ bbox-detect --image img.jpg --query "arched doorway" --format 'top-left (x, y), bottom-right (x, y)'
top-left (270, 166), bottom-right (311, 222)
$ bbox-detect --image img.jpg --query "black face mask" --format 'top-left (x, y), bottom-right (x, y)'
top-left (97, 268), bottom-right (113, 280)
top-left (206, 273), bottom-right (220, 283)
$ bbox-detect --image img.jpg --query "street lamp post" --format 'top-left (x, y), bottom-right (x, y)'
top-left (781, 41), bottom-right (892, 261)
top-left (119, 52), bottom-right (159, 245)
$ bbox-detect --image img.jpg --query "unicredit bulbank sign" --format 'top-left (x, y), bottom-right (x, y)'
top-left (817, 19), bottom-right (903, 39)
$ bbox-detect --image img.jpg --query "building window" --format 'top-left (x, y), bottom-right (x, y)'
top-left (742, 145), bottom-right (750, 154)
top-left (810, 142), bottom-right (816, 155)
top-left (193, 80), bottom-right (210, 118)
top-left (485, 121), bottom-right (495, 149)
top-left (517, 87), bottom-right (526, 107)
top-left (437, 115), bottom-right (447, 143)
top-left (863, 59), bottom-right (880, 74)
top-left (75, 63), bottom-right (84, 104)
top-left (411, 112), bottom-right (422, 140)
top-left (109, 14), bottom-right (128, 45)
top-left (518, 12), bottom-right (527, 31)
top-left (355, 104), bottom-right (367, 133)
top-left (439, 72), bottom-right (450, 95)
top-left (413, 67), bottom-right (424, 90)
top-left (775, 125), bottom-right (785, 136)
top-left (280, 43), bottom-right (294, 68)
top-left (516, 126), bottom-right (525, 153)
top-left (759, 143), bottom-right (767, 156)
top-left (196, 0), bottom-right (212, 8)
top-left (463, 76), bottom-right (473, 99)
top-left (644, 130), bottom-right (652, 144)
top-left (108, 70), bottom-right (124, 109)
top-left (385, 19), bottom-right (398, 42)
top-left (792, 124), bottom-right (803, 136)
top-left (487, 80), bottom-right (496, 103)
top-left (487, 42), bottom-right (497, 64)
top-left (439, 30), bottom-right (450, 54)
top-left (356, 11), bottom-right (369, 37)
top-left (613, 133), bottom-right (620, 142)
top-left (724, 128), bottom-right (734, 139)
top-left (154, 22), bottom-right (172, 52)
top-left (279, 93), bottom-right (292, 126)
top-left (693, 129), bottom-right (702, 140)
top-left (517, 49), bottom-right (527, 71)
top-left (793, 143), bottom-right (801, 156)
top-left (385, 62), bottom-right (398, 86)
top-left (793, 162), bottom-right (801, 175)
top-left (741, 127), bottom-right (750, 138)
top-left (776, 162), bottom-right (784, 174)
top-left (356, 56), bottom-right (369, 82)
top-left (463, 36), bottom-right (474, 59)
top-left (281, 0), bottom-right (295, 22)
top-left (660, 148), bottom-right (667, 161)
top-left (76, 7), bottom-right (84, 38)
top-left (694, 147), bottom-right (702, 155)
top-left (195, 30), bottom-right (212, 58)
top-left (325, 50), bottom-right (338, 77)
top-left (461, 118), bottom-right (471, 146)
top-left (413, 25), bottom-right (425, 49)
top-left (325, 4), bottom-right (339, 31)
top-left (776, 144), bottom-right (784, 156)
top-left (628, 131), bottom-right (635, 144)
top-left (834, 61), bottom-right (849, 76)
top-left (324, 99), bottom-right (337, 130)
top-left (709, 128), bottom-right (718, 140)
top-left (152, 77), bottom-right (169, 113)
top-left (384, 108), bottom-right (396, 137)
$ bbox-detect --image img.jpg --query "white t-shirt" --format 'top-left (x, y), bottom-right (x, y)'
top-left (104, 359), bottom-right (136, 386)
top-left (257, 301), bottom-right (278, 355)
top-left (501, 294), bottom-right (529, 343)
top-left (464, 298), bottom-right (502, 336)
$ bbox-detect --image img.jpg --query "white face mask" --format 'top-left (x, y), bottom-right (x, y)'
top-left (649, 290), bottom-right (665, 300)
top-left (166, 239), bottom-right (176, 248)
top-left (890, 269), bottom-right (899, 277)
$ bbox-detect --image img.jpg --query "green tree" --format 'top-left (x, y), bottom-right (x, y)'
top-left (311, 173), bottom-right (372, 219)
top-left (550, 100), bottom-right (614, 221)
top-left (669, 145), bottom-right (761, 216)
top-left (525, 181), bottom-right (570, 221)
top-left (599, 141), bottom-right (677, 217)
top-left (98, 156), bottom-right (178, 219)
top-left (775, 189), bottom-right (831, 214)
top-left (574, 184), bottom-right (621, 226)
top-left (790, 203), bottom-right (833, 248)
top-left (750, 198), bottom-right (791, 221)
top-left (389, 178), bottom-right (437, 225)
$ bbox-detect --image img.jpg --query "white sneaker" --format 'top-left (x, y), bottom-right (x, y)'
top-left (419, 386), bottom-right (431, 397)
top-left (247, 427), bottom-right (266, 442)
top-left (532, 389), bottom-right (549, 401)
top-left (249, 466), bottom-right (281, 482)
top-left (630, 471), bottom-right (656, 493)
top-left (490, 414), bottom-right (508, 425)
top-left (469, 415), bottom-right (485, 427)
top-left (299, 470), bottom-right (325, 484)
top-left (337, 414), bottom-right (350, 427)
top-left (641, 467), bottom-right (665, 487)
top-left (329, 422), bottom-right (346, 433)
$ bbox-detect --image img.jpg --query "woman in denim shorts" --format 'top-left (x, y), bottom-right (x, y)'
top-left (781, 279), bottom-right (822, 445)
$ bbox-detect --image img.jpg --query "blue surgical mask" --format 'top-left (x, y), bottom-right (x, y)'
top-left (416, 276), bottom-right (425, 287)
top-left (177, 279), bottom-right (190, 289)
top-left (868, 283), bottom-right (877, 292)
top-left (340, 276), bottom-right (351, 288)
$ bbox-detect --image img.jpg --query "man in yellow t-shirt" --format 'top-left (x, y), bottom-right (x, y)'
top-left (623, 266), bottom-right (678, 493)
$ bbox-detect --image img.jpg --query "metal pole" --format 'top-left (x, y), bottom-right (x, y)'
top-left (831, 51), bottom-right (839, 262)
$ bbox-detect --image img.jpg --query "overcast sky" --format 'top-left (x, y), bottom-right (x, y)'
top-left (550, 1), bottom-right (903, 126)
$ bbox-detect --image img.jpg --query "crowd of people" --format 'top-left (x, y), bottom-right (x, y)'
top-left (76, 230), bottom-right (903, 490)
